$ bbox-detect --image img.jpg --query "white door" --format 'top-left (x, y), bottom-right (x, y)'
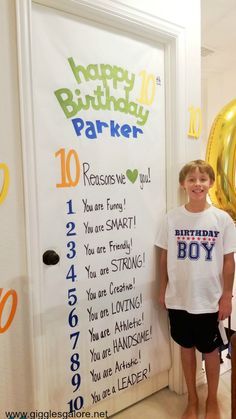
top-left (19, 1), bottom-right (171, 415)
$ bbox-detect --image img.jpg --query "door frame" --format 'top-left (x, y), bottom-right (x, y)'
top-left (15, 0), bottom-right (187, 408)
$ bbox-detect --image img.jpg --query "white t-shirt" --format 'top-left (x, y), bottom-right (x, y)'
top-left (155, 205), bottom-right (236, 314)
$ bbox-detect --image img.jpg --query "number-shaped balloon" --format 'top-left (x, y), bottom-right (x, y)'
top-left (206, 99), bottom-right (236, 221)
top-left (0, 163), bottom-right (10, 204)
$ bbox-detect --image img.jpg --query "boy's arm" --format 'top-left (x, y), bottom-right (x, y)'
top-left (158, 248), bottom-right (168, 309)
top-left (218, 252), bottom-right (235, 320)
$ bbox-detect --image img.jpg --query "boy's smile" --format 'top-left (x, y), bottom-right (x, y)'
top-left (181, 168), bottom-right (214, 204)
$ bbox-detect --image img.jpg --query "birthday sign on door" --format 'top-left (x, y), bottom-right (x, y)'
top-left (31, 3), bottom-right (170, 414)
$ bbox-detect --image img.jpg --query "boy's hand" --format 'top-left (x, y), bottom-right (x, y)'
top-left (158, 249), bottom-right (168, 310)
top-left (158, 293), bottom-right (166, 309)
top-left (219, 252), bottom-right (235, 320)
top-left (218, 294), bottom-right (232, 320)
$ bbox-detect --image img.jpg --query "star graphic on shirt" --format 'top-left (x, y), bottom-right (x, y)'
top-left (176, 236), bottom-right (216, 242)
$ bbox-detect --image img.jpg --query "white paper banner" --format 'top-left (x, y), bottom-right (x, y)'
top-left (31, 3), bottom-right (171, 414)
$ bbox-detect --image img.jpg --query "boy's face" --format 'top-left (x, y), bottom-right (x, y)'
top-left (181, 168), bottom-right (214, 202)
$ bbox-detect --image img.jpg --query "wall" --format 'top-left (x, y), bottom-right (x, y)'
top-left (203, 67), bottom-right (236, 136)
top-left (0, 0), bottom-right (34, 412)
top-left (0, 0), bottom-right (201, 412)
top-left (113, 0), bottom-right (202, 164)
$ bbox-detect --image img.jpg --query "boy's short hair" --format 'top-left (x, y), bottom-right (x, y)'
top-left (179, 159), bottom-right (215, 184)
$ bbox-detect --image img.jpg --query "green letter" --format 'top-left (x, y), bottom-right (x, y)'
top-left (68, 57), bottom-right (89, 84)
top-left (54, 88), bottom-right (78, 118)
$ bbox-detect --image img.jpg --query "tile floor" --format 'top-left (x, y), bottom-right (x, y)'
top-left (112, 352), bottom-right (232, 419)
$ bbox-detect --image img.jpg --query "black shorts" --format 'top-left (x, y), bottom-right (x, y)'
top-left (168, 309), bottom-right (224, 353)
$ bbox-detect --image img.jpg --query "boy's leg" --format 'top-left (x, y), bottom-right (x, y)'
top-left (181, 346), bottom-right (198, 419)
top-left (204, 348), bottom-right (221, 419)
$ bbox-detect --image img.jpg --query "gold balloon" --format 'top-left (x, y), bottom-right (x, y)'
top-left (0, 163), bottom-right (10, 205)
top-left (206, 99), bottom-right (236, 221)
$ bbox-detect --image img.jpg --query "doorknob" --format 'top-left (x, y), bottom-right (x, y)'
top-left (43, 250), bottom-right (60, 265)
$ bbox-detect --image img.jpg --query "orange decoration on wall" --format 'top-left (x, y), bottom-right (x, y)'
top-left (0, 288), bottom-right (18, 333)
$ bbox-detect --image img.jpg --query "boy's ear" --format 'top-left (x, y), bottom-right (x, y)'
top-left (209, 179), bottom-right (215, 188)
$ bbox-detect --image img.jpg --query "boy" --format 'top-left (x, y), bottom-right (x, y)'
top-left (155, 160), bottom-right (236, 419)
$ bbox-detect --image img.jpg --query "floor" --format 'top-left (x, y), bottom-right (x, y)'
top-left (112, 351), bottom-right (232, 419)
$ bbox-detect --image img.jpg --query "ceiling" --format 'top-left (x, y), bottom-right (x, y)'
top-left (201, 0), bottom-right (236, 74)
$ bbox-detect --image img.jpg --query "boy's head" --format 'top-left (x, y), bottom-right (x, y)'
top-left (179, 160), bottom-right (215, 204)
top-left (179, 160), bottom-right (215, 185)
